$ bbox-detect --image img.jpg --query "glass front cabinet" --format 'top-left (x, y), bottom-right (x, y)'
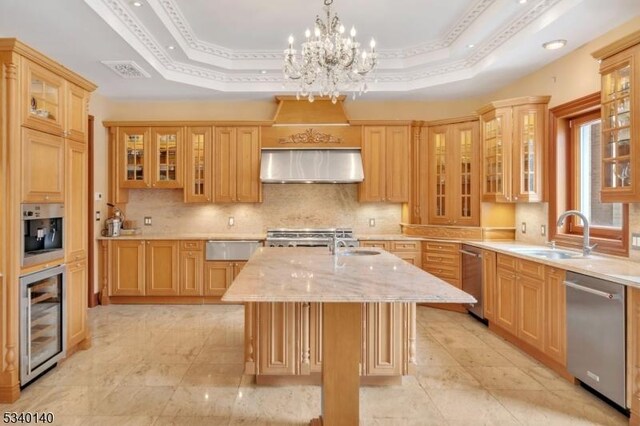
top-left (117, 127), bottom-right (183, 189)
top-left (478, 96), bottom-right (549, 203)
top-left (185, 127), bottom-right (212, 203)
top-left (594, 36), bottom-right (640, 202)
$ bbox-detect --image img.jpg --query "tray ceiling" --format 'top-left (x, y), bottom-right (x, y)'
top-left (0, 0), bottom-right (638, 99)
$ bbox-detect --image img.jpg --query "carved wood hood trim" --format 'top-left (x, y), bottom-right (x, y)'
top-left (279, 128), bottom-right (343, 145)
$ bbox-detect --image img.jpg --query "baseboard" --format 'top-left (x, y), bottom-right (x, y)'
top-left (420, 302), bottom-right (467, 313)
top-left (108, 296), bottom-right (245, 305)
top-left (254, 373), bottom-right (402, 386)
top-left (89, 292), bottom-right (99, 308)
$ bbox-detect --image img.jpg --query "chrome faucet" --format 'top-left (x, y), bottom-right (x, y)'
top-left (556, 210), bottom-right (597, 256)
top-left (329, 234), bottom-right (347, 255)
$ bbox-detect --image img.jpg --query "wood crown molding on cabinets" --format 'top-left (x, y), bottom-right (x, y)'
top-left (592, 29), bottom-right (640, 60)
top-left (103, 120), bottom-right (272, 127)
top-left (476, 96), bottom-right (551, 115)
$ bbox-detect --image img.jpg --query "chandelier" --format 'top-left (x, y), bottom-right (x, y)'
top-left (283, 0), bottom-right (377, 103)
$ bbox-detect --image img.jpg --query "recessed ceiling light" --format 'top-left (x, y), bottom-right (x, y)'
top-left (167, 45), bottom-right (175, 50)
top-left (132, 1), bottom-right (142, 6)
top-left (518, 0), bottom-right (528, 4)
top-left (542, 39), bottom-right (567, 50)
top-left (261, 70), bottom-right (267, 74)
top-left (467, 44), bottom-right (475, 49)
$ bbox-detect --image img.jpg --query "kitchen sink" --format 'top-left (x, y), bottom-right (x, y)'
top-left (338, 249), bottom-right (381, 256)
top-left (510, 248), bottom-right (582, 260)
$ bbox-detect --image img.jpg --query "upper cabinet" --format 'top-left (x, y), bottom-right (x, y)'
top-left (117, 126), bottom-right (183, 189)
top-left (359, 126), bottom-right (410, 203)
top-left (214, 126), bottom-right (261, 203)
top-left (22, 58), bottom-right (89, 143)
top-left (184, 127), bottom-right (212, 203)
top-left (478, 96), bottom-right (549, 203)
top-left (592, 31), bottom-right (640, 202)
top-left (427, 119), bottom-right (480, 226)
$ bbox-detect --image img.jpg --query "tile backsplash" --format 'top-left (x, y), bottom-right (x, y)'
top-left (515, 203), bottom-right (548, 245)
top-left (123, 184), bottom-right (402, 235)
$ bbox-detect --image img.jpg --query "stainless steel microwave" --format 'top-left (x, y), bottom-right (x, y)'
top-left (21, 203), bottom-right (64, 267)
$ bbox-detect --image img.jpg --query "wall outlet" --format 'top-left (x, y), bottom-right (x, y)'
top-left (369, 218), bottom-right (376, 227)
top-left (632, 233), bottom-right (640, 250)
top-left (94, 192), bottom-right (103, 201)
top-left (95, 211), bottom-right (101, 222)
top-left (144, 217), bottom-right (152, 226)
top-left (521, 222), bottom-right (527, 234)
top-left (228, 217), bottom-right (235, 227)
top-left (540, 224), bottom-right (546, 236)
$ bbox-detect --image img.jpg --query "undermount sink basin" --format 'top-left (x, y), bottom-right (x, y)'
top-left (510, 248), bottom-right (582, 260)
top-left (338, 250), bottom-right (381, 256)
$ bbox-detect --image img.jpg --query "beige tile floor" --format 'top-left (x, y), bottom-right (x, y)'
top-left (0, 304), bottom-right (628, 425)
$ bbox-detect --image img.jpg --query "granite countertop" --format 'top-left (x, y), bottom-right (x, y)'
top-left (97, 233), bottom-right (266, 241)
top-left (222, 246), bottom-right (476, 303)
top-left (466, 241), bottom-right (640, 288)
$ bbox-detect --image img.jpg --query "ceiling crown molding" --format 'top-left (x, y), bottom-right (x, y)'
top-left (84, 0), bottom-right (575, 93)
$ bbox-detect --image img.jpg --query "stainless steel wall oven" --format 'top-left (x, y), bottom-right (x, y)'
top-left (20, 264), bottom-right (66, 385)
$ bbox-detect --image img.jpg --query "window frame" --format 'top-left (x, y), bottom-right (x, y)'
top-left (548, 92), bottom-right (629, 256)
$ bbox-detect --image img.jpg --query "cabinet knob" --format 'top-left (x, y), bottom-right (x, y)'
top-left (76, 263), bottom-right (81, 267)
top-left (44, 195), bottom-right (50, 200)
top-left (513, 196), bottom-right (518, 201)
top-left (146, 241), bottom-right (150, 245)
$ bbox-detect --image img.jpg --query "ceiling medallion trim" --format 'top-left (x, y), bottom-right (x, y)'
top-left (278, 129), bottom-right (343, 145)
top-left (85, 0), bottom-right (569, 90)
top-left (152, 0), bottom-right (496, 62)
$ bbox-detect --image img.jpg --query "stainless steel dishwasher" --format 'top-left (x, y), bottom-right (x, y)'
top-left (565, 271), bottom-right (625, 407)
top-left (460, 245), bottom-right (483, 319)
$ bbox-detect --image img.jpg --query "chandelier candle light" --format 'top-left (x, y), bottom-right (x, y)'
top-left (283, 0), bottom-right (378, 103)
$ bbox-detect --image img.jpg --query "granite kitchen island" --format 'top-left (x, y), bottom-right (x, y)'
top-left (222, 246), bottom-right (475, 425)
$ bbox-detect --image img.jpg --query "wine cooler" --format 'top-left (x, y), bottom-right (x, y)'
top-left (20, 264), bottom-right (66, 385)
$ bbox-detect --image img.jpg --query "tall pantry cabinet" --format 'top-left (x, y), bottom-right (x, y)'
top-left (0, 39), bottom-right (96, 403)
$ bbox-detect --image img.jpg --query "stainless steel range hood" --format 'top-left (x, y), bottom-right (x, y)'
top-left (260, 149), bottom-right (364, 183)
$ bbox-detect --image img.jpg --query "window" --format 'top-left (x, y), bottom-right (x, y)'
top-left (549, 93), bottom-right (628, 256)
top-left (569, 112), bottom-right (623, 239)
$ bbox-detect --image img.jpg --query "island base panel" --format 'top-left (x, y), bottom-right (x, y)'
top-left (313, 302), bottom-right (361, 425)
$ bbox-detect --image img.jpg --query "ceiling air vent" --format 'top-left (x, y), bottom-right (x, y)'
top-left (101, 60), bottom-right (151, 79)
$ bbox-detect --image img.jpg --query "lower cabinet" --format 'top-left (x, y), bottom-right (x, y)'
top-left (482, 250), bottom-right (497, 321)
top-left (421, 241), bottom-right (461, 288)
top-left (630, 288), bottom-right (640, 421)
top-left (490, 253), bottom-right (567, 366)
top-left (110, 240), bottom-right (145, 296)
top-left (66, 259), bottom-right (88, 348)
top-left (145, 240), bottom-right (180, 296)
top-left (204, 261), bottom-right (246, 296)
top-left (252, 301), bottom-right (413, 380)
top-left (360, 240), bottom-right (422, 268)
top-left (179, 241), bottom-right (203, 296)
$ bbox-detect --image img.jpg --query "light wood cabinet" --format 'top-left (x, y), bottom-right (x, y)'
top-left (145, 240), bottom-right (179, 296)
top-left (21, 128), bottom-right (65, 203)
top-left (117, 126), bottom-right (184, 189)
top-left (118, 127), bottom-right (150, 188)
top-left (66, 259), bottom-right (88, 348)
top-left (427, 120), bottom-right (480, 226)
top-left (65, 140), bottom-right (88, 262)
top-left (495, 255), bottom-right (518, 335)
top-left (360, 240), bottom-right (391, 250)
top-left (517, 274), bottom-right (544, 350)
top-left (359, 126), bottom-right (410, 203)
top-left (482, 250), bottom-right (497, 321)
top-left (22, 58), bottom-right (65, 135)
top-left (184, 127), bottom-right (212, 203)
top-left (65, 83), bottom-right (88, 143)
top-left (256, 302), bottom-right (298, 375)
top-left (360, 240), bottom-right (421, 268)
top-left (422, 241), bottom-right (461, 288)
top-left (544, 267), bottom-right (566, 365)
top-left (110, 240), bottom-right (146, 296)
top-left (214, 127), bottom-right (261, 203)
top-left (179, 241), bottom-right (203, 296)
top-left (478, 96), bottom-right (549, 203)
top-left (364, 302), bottom-right (403, 376)
top-left (593, 37), bottom-right (640, 202)
top-left (629, 287), bottom-right (640, 422)
top-left (151, 127), bottom-right (183, 189)
top-left (204, 261), bottom-right (245, 296)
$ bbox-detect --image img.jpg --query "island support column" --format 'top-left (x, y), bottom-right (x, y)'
top-left (312, 302), bottom-right (361, 425)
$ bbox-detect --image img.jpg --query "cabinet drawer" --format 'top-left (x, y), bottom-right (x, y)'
top-left (422, 253), bottom-right (458, 267)
top-left (423, 241), bottom-right (459, 253)
top-left (360, 241), bottom-right (391, 250)
top-left (181, 240), bottom-right (203, 251)
top-left (517, 259), bottom-right (545, 280)
top-left (497, 254), bottom-right (517, 270)
top-left (390, 241), bottom-right (420, 252)
top-left (424, 264), bottom-right (460, 280)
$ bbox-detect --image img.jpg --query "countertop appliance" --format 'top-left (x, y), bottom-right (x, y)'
top-left (265, 228), bottom-right (359, 248)
top-left (22, 203), bottom-right (64, 267)
top-left (460, 244), bottom-right (484, 320)
top-left (20, 264), bottom-right (66, 385)
top-left (565, 271), bottom-right (625, 408)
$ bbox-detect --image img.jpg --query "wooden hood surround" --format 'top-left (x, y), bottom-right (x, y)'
top-left (261, 96), bottom-right (362, 148)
